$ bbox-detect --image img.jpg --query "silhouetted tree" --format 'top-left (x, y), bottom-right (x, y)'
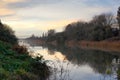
top-left (117, 7), bottom-right (120, 29)
top-left (47, 29), bottom-right (55, 36)
top-left (0, 20), bottom-right (17, 44)
top-left (46, 29), bottom-right (56, 42)
top-left (117, 7), bottom-right (120, 36)
top-left (40, 13), bottom-right (118, 44)
top-left (90, 13), bottom-right (114, 40)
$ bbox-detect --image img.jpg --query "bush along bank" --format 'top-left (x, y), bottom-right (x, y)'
top-left (0, 40), bottom-right (50, 80)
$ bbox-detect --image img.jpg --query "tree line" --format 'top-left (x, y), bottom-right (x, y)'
top-left (28, 7), bottom-right (120, 44)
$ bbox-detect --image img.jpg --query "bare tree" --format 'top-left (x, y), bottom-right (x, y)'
top-left (91, 13), bottom-right (115, 27)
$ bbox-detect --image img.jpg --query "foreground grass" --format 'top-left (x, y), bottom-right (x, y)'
top-left (0, 41), bottom-right (50, 80)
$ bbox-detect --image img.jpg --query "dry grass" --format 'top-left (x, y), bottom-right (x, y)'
top-left (67, 40), bottom-right (120, 52)
top-left (79, 41), bottom-right (120, 52)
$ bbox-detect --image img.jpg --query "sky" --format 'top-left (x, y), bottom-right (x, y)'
top-left (0, 0), bottom-right (120, 38)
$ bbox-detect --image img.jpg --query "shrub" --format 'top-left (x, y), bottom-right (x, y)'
top-left (31, 57), bottom-right (51, 80)
top-left (12, 45), bottom-right (28, 54)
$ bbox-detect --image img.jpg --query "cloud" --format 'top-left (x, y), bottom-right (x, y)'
top-left (13, 0), bottom-right (113, 22)
top-left (6, 19), bottom-right (77, 31)
top-left (1, 0), bottom-right (119, 20)
top-left (7, 0), bottom-right (66, 9)
top-left (4, 19), bottom-right (77, 38)
top-left (2, 0), bottom-right (24, 3)
top-left (0, 0), bottom-right (25, 17)
top-left (0, 8), bottom-right (14, 16)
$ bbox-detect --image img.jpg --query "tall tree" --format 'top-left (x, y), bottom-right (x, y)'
top-left (117, 7), bottom-right (120, 30)
top-left (91, 13), bottom-right (114, 27)
top-left (46, 29), bottom-right (56, 42)
top-left (90, 13), bottom-right (114, 40)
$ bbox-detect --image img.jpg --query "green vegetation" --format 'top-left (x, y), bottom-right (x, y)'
top-left (0, 20), bottom-right (50, 80)
top-left (0, 41), bottom-right (50, 80)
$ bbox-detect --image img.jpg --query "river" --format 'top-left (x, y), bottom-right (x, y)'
top-left (19, 40), bottom-right (120, 80)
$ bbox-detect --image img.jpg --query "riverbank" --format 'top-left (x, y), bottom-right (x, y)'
top-left (25, 37), bottom-right (120, 53)
top-left (0, 41), bottom-right (50, 80)
top-left (66, 40), bottom-right (120, 52)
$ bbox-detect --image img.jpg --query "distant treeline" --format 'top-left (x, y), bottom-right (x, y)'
top-left (27, 7), bottom-right (120, 44)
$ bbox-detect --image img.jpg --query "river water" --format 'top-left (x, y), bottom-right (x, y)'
top-left (20, 40), bottom-right (120, 80)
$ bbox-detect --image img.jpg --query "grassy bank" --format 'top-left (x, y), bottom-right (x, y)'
top-left (0, 41), bottom-right (50, 80)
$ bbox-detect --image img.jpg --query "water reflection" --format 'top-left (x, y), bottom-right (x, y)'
top-left (20, 41), bottom-right (120, 80)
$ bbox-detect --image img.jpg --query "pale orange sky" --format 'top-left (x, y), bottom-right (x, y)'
top-left (0, 0), bottom-right (119, 38)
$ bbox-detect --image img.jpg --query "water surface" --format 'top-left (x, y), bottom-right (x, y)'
top-left (20, 41), bottom-right (120, 80)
